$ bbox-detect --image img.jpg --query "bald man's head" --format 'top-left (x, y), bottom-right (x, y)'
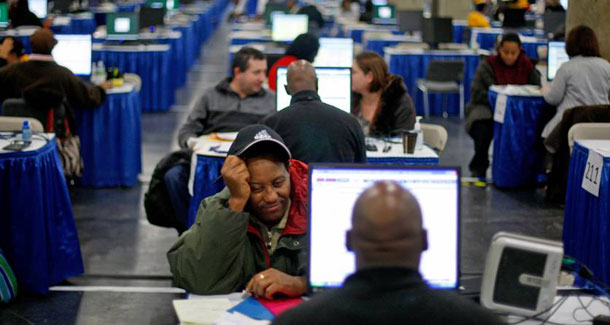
top-left (286, 60), bottom-right (317, 95)
top-left (347, 181), bottom-right (427, 270)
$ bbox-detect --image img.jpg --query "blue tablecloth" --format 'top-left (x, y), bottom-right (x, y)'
top-left (388, 51), bottom-right (480, 116)
top-left (76, 87), bottom-right (142, 187)
top-left (93, 47), bottom-right (173, 112)
top-left (246, 0), bottom-right (257, 16)
top-left (453, 22), bottom-right (467, 44)
top-left (489, 89), bottom-right (546, 188)
top-left (173, 24), bottom-right (198, 69)
top-left (51, 16), bottom-right (97, 35)
top-left (563, 141), bottom-right (610, 285)
top-left (0, 139), bottom-right (84, 294)
top-left (188, 154), bottom-right (225, 226)
top-left (187, 152), bottom-right (439, 226)
top-left (365, 39), bottom-right (403, 57)
top-left (155, 34), bottom-right (187, 90)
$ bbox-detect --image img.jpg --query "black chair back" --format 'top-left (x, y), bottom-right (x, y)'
top-left (425, 60), bottom-right (465, 82)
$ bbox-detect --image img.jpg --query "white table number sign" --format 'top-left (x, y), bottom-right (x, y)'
top-left (494, 94), bottom-right (507, 124)
top-left (581, 149), bottom-right (603, 197)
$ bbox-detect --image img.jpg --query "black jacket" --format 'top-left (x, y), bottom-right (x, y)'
top-left (273, 267), bottom-right (501, 325)
top-left (352, 75), bottom-right (416, 136)
top-left (262, 90), bottom-right (366, 164)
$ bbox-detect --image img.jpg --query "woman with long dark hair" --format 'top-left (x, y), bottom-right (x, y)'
top-left (351, 51), bottom-right (415, 136)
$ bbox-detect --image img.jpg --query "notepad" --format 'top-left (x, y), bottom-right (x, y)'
top-left (173, 297), bottom-right (233, 324)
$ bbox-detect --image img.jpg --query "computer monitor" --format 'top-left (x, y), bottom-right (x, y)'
top-left (147, 0), bottom-right (179, 10)
top-left (140, 6), bottom-right (165, 29)
top-left (543, 12), bottom-right (565, 36)
top-left (276, 67), bottom-right (351, 113)
top-left (53, 0), bottom-right (72, 14)
top-left (307, 165), bottom-right (461, 293)
top-left (422, 17), bottom-right (453, 48)
top-left (372, 4), bottom-right (395, 25)
top-left (271, 14), bottom-right (308, 42)
top-left (397, 10), bottom-right (423, 33)
top-left (313, 38), bottom-right (353, 68)
top-left (263, 3), bottom-right (289, 26)
top-left (547, 41), bottom-right (568, 81)
top-left (52, 34), bottom-right (92, 76)
top-left (106, 12), bottom-right (139, 40)
top-left (0, 3), bottom-right (8, 28)
top-left (28, 0), bottom-right (48, 19)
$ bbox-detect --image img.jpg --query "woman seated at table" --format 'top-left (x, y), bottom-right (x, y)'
top-left (541, 25), bottom-right (610, 138)
top-left (268, 33), bottom-right (319, 91)
top-left (351, 51), bottom-right (416, 137)
top-left (465, 33), bottom-right (540, 178)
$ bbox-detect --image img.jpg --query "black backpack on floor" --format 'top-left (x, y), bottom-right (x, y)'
top-left (144, 149), bottom-right (192, 233)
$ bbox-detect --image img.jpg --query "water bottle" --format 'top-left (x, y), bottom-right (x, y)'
top-left (98, 61), bottom-right (107, 83)
top-left (22, 120), bottom-right (32, 143)
top-left (414, 116), bottom-right (423, 151)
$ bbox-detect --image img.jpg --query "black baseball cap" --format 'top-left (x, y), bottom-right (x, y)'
top-left (227, 124), bottom-right (292, 161)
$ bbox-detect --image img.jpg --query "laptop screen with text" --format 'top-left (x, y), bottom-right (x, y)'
top-left (52, 34), bottom-right (92, 76)
top-left (308, 165), bottom-right (460, 293)
top-left (276, 67), bottom-right (351, 113)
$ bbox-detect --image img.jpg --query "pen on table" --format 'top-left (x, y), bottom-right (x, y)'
top-left (241, 290), bottom-right (251, 299)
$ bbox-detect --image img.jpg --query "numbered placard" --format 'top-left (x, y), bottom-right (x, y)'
top-left (581, 149), bottom-right (603, 197)
top-left (494, 94), bottom-right (507, 124)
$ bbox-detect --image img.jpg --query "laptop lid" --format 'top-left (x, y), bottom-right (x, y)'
top-left (0, 3), bottom-right (8, 28)
top-left (547, 41), bottom-right (568, 81)
top-left (275, 67), bottom-right (351, 113)
top-left (52, 34), bottom-right (92, 76)
top-left (313, 38), bottom-right (353, 68)
top-left (307, 164), bottom-right (461, 293)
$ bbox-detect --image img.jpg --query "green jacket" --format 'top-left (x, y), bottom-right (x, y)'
top-left (167, 160), bottom-right (309, 294)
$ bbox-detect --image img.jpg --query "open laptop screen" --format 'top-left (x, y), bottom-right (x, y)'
top-left (308, 165), bottom-right (460, 293)
top-left (271, 14), bottom-right (308, 42)
top-left (106, 12), bottom-right (139, 40)
top-left (313, 38), bottom-right (353, 68)
top-left (28, 0), bottom-right (47, 19)
top-left (0, 3), bottom-right (8, 28)
top-left (276, 67), bottom-right (351, 113)
top-left (547, 41), bottom-right (568, 81)
top-left (52, 34), bottom-right (92, 76)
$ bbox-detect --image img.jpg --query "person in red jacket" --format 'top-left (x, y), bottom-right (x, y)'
top-left (268, 33), bottom-right (319, 91)
top-left (167, 124), bottom-right (309, 297)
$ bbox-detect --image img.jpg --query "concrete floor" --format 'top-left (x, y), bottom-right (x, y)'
top-left (0, 13), bottom-right (564, 324)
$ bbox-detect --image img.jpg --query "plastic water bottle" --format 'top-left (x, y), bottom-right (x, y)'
top-left (97, 61), bottom-right (107, 84)
top-left (414, 116), bottom-right (423, 151)
top-left (22, 120), bottom-right (32, 143)
top-left (91, 62), bottom-right (98, 84)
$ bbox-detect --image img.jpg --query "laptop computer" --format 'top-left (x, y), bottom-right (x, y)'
top-left (275, 67), bottom-right (351, 113)
top-left (307, 164), bottom-right (461, 293)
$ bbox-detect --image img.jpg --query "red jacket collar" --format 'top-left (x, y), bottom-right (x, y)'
top-left (247, 159), bottom-right (309, 237)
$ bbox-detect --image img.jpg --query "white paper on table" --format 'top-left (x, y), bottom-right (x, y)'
top-left (173, 298), bottom-right (233, 325)
top-left (493, 94), bottom-right (507, 124)
top-left (581, 149), bottom-right (604, 197)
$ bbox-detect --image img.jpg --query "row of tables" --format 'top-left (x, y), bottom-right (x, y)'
top-left (0, 0), bottom-right (231, 294)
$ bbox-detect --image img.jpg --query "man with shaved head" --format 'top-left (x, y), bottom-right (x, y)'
top-left (262, 60), bottom-right (366, 163)
top-left (274, 182), bottom-right (500, 324)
